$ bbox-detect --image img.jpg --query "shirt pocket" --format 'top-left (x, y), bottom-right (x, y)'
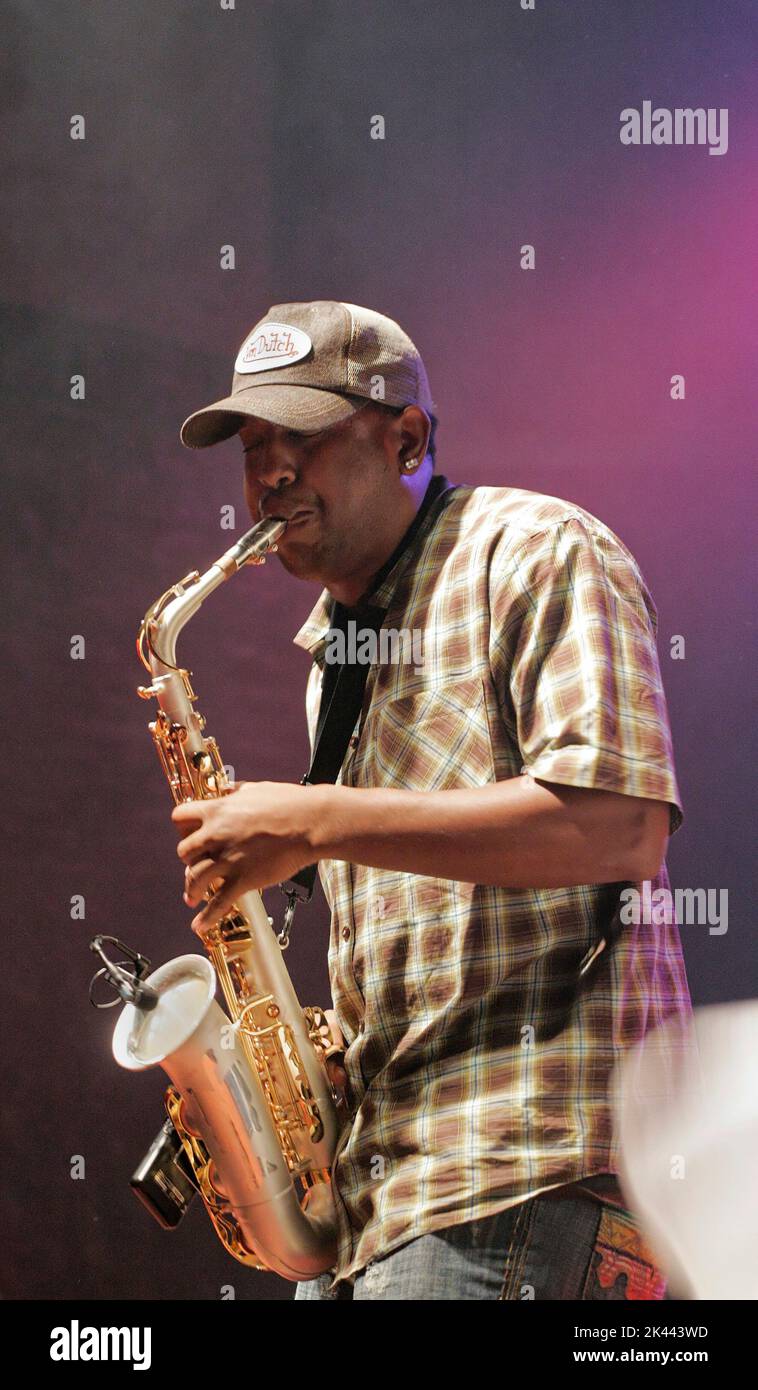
top-left (362, 675), bottom-right (497, 792)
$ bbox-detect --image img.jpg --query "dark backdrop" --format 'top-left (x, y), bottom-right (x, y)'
top-left (3, 0), bottom-right (755, 1300)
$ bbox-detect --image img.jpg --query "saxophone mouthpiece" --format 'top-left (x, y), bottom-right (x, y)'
top-left (216, 517), bottom-right (288, 576)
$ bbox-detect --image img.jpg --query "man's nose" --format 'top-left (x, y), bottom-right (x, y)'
top-left (249, 437), bottom-right (299, 495)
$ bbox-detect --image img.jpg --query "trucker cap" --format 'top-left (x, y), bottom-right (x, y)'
top-left (180, 300), bottom-right (435, 448)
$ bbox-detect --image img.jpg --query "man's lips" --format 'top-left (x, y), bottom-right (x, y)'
top-left (262, 503), bottom-right (309, 519)
top-left (263, 507), bottom-right (316, 532)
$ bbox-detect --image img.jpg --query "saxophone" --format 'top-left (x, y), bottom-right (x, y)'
top-left (107, 517), bottom-right (341, 1280)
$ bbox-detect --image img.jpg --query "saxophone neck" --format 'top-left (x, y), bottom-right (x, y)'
top-left (139, 517), bottom-right (287, 678)
top-left (136, 516), bottom-right (287, 799)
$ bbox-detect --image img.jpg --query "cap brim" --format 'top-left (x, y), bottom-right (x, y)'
top-left (180, 384), bottom-right (368, 449)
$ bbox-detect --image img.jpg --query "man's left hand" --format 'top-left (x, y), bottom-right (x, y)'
top-left (172, 780), bottom-right (321, 933)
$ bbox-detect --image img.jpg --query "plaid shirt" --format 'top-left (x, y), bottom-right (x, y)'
top-left (292, 481), bottom-right (692, 1290)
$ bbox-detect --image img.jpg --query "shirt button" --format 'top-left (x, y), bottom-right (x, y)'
top-left (341, 926), bottom-right (351, 941)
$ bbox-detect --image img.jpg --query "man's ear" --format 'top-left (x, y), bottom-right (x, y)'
top-left (396, 405), bottom-right (431, 470)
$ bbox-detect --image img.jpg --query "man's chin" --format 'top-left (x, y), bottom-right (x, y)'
top-left (275, 544), bottom-right (324, 583)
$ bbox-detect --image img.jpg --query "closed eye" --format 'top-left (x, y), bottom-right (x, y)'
top-left (244, 430), bottom-right (310, 454)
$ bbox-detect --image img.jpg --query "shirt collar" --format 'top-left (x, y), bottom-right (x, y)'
top-left (292, 474), bottom-right (458, 662)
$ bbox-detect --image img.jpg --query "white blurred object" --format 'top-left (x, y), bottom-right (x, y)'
top-left (612, 1000), bottom-right (758, 1300)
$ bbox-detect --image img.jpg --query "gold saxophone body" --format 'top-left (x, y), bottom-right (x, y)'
top-left (111, 518), bottom-right (340, 1280)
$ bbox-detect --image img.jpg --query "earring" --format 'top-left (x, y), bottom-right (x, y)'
top-left (403, 457), bottom-right (418, 472)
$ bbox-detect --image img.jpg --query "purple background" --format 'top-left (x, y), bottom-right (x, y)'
top-left (3, 0), bottom-right (756, 1300)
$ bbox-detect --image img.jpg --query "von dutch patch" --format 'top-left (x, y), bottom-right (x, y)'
top-left (235, 323), bottom-right (313, 374)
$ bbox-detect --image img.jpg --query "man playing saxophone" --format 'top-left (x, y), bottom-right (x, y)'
top-left (173, 300), bottom-right (693, 1301)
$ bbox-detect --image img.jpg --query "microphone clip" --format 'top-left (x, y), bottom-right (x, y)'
top-left (88, 935), bottom-right (160, 1012)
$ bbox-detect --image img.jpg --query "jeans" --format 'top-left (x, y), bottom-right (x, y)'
top-left (294, 1185), bottom-right (669, 1301)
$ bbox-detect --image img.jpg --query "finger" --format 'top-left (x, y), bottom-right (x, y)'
top-left (183, 856), bottom-right (228, 906)
top-left (172, 801), bottom-right (211, 860)
top-left (183, 856), bottom-right (218, 905)
top-left (175, 826), bottom-right (226, 865)
top-left (324, 1008), bottom-right (345, 1051)
top-left (191, 881), bottom-right (238, 935)
top-left (171, 800), bottom-right (207, 827)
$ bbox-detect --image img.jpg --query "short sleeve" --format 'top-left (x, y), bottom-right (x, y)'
top-left (488, 518), bottom-right (683, 833)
